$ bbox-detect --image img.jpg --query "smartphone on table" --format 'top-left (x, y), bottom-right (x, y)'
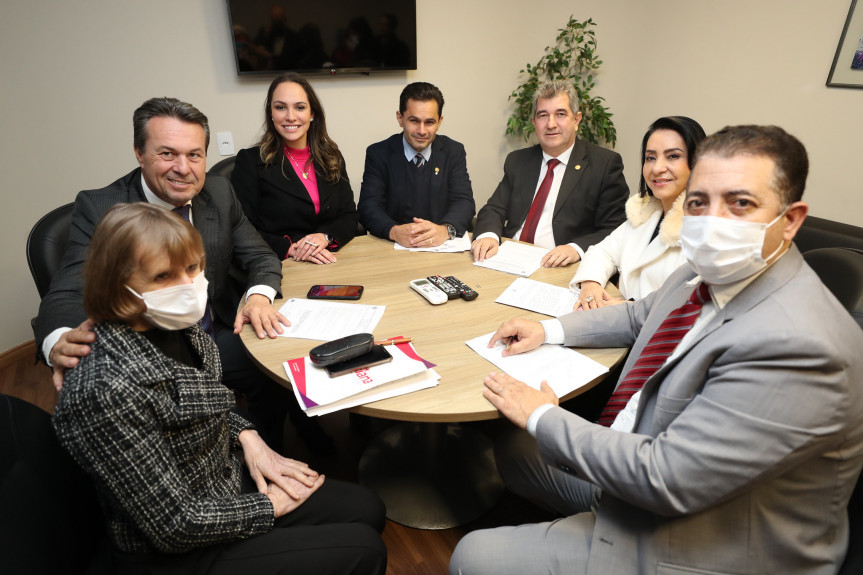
top-left (307, 284), bottom-right (364, 300)
top-left (325, 345), bottom-right (392, 377)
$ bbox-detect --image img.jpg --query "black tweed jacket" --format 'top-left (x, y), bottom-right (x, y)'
top-left (52, 322), bottom-right (274, 554)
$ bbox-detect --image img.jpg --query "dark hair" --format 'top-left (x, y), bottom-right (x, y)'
top-left (694, 125), bottom-right (808, 205)
top-left (399, 82), bottom-right (444, 116)
top-left (133, 97), bottom-right (210, 153)
top-left (84, 203), bottom-right (205, 324)
top-left (256, 73), bottom-right (344, 183)
top-left (638, 116), bottom-right (707, 197)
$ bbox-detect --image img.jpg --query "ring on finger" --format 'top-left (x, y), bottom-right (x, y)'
top-left (585, 295), bottom-right (594, 303)
top-left (498, 385), bottom-right (503, 393)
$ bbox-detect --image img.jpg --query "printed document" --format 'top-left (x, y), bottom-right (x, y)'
top-left (473, 241), bottom-right (549, 277)
top-left (465, 332), bottom-right (608, 397)
top-left (495, 277), bottom-right (580, 317)
top-left (394, 233), bottom-right (472, 253)
top-left (276, 298), bottom-right (385, 341)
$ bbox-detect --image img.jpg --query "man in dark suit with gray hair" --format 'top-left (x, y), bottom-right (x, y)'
top-left (33, 97), bottom-right (294, 450)
top-left (472, 79), bottom-right (628, 267)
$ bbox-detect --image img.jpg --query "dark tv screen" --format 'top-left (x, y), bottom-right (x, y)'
top-left (226, 0), bottom-right (417, 75)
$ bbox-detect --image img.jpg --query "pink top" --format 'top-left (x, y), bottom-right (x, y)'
top-left (283, 145), bottom-right (320, 214)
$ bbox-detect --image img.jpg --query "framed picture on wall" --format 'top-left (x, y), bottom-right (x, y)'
top-left (827, 0), bottom-right (863, 88)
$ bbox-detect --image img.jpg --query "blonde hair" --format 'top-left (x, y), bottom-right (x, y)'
top-left (84, 203), bottom-right (205, 323)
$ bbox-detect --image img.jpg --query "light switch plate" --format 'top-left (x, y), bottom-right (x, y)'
top-left (216, 132), bottom-right (235, 156)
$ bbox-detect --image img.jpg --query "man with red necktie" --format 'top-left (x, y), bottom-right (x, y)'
top-left (471, 79), bottom-right (628, 268)
top-left (451, 125), bottom-right (863, 575)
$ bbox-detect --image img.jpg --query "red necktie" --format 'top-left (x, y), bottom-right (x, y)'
top-left (598, 283), bottom-right (710, 427)
top-left (519, 158), bottom-right (560, 244)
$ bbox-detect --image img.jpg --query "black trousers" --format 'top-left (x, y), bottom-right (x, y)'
top-left (114, 479), bottom-right (387, 575)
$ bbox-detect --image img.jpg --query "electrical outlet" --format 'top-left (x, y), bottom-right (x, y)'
top-left (216, 132), bottom-right (235, 156)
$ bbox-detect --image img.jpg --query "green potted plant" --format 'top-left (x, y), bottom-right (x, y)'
top-left (506, 16), bottom-right (617, 148)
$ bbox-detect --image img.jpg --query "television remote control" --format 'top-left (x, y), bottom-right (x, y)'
top-left (409, 278), bottom-right (448, 305)
top-left (445, 276), bottom-right (479, 301)
top-left (426, 275), bottom-right (460, 300)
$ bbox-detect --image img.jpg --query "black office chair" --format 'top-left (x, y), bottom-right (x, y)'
top-left (839, 470), bottom-right (863, 575)
top-left (0, 394), bottom-right (113, 574)
top-left (803, 247), bottom-right (863, 574)
top-left (208, 155), bottom-right (236, 179)
top-left (802, 247), bottom-right (863, 329)
top-left (26, 202), bottom-right (74, 299)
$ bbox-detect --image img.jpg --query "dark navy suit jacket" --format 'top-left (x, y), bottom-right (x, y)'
top-left (358, 134), bottom-right (475, 238)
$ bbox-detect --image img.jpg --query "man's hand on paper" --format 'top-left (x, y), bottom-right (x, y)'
top-left (471, 237), bottom-right (499, 262)
top-left (483, 371), bottom-right (558, 429)
top-left (488, 318), bottom-right (545, 356)
top-left (541, 244), bottom-right (580, 268)
top-left (234, 293), bottom-right (290, 338)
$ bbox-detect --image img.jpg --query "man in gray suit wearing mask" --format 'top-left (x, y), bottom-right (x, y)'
top-left (451, 125), bottom-right (863, 575)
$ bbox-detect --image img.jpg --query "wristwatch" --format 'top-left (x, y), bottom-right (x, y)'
top-left (444, 223), bottom-right (457, 240)
top-left (323, 233), bottom-right (333, 245)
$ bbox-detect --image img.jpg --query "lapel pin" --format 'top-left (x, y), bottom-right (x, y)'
top-left (434, 167), bottom-right (440, 175)
top-left (574, 164), bottom-right (582, 171)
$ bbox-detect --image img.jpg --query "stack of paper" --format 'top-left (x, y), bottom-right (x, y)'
top-left (284, 342), bottom-right (440, 416)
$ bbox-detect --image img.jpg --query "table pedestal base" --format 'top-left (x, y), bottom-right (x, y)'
top-left (358, 422), bottom-right (504, 530)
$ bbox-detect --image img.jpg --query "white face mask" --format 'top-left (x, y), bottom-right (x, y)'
top-left (127, 273), bottom-right (209, 330)
top-left (680, 210), bottom-right (787, 285)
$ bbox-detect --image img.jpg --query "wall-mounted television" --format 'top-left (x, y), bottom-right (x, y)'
top-left (226, 0), bottom-right (417, 76)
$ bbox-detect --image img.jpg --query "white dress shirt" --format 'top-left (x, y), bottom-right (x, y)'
top-left (476, 143), bottom-right (583, 257)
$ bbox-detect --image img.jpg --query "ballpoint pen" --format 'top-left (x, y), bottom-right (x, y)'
top-left (375, 337), bottom-right (412, 346)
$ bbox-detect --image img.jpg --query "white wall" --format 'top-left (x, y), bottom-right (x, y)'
top-left (1, 0), bottom-right (860, 352)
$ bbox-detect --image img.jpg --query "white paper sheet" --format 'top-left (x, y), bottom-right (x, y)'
top-left (276, 298), bottom-right (385, 341)
top-left (495, 277), bottom-right (580, 317)
top-left (393, 233), bottom-right (472, 253)
top-left (465, 332), bottom-right (608, 398)
top-left (472, 241), bottom-right (549, 277)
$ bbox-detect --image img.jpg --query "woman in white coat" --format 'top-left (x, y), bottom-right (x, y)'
top-left (571, 116), bottom-right (706, 309)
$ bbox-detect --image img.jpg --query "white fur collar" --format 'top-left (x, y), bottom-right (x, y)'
top-left (624, 193), bottom-right (685, 247)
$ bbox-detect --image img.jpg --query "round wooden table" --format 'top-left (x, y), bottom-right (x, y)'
top-left (239, 234), bottom-right (627, 528)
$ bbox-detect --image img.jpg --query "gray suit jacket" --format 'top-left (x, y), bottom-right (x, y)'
top-left (473, 139), bottom-right (628, 248)
top-left (33, 169), bottom-right (282, 355)
top-left (543, 245), bottom-right (863, 574)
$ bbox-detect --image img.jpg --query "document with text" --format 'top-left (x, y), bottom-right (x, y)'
top-left (276, 298), bottom-right (385, 341)
top-left (473, 241), bottom-right (549, 277)
top-left (465, 332), bottom-right (608, 398)
top-left (495, 277), bottom-right (580, 317)
top-left (393, 233), bottom-right (471, 253)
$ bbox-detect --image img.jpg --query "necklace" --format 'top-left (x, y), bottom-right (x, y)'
top-left (284, 145), bottom-right (310, 179)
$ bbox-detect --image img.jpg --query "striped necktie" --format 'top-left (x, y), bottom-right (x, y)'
top-left (598, 283), bottom-right (710, 426)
